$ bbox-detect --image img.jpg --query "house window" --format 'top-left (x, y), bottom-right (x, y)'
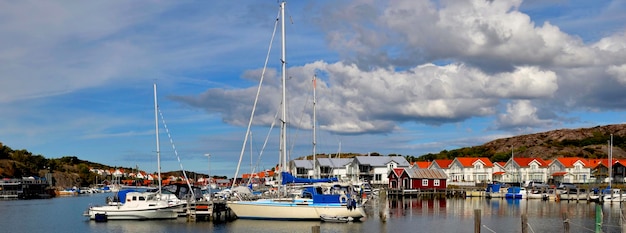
top-left (422, 179), bottom-right (428, 186)
top-left (434, 179), bottom-right (440, 186)
top-left (375, 174), bottom-right (382, 181)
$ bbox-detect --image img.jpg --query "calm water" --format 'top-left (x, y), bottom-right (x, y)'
top-left (0, 193), bottom-right (624, 233)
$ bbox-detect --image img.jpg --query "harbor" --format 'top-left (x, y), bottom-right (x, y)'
top-left (3, 191), bottom-right (626, 233)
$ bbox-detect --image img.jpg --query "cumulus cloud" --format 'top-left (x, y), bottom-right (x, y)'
top-left (496, 100), bottom-right (555, 131)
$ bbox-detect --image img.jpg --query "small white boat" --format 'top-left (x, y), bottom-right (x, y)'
top-left (320, 214), bottom-right (354, 223)
top-left (85, 192), bottom-right (182, 220)
top-left (602, 189), bottom-right (626, 203)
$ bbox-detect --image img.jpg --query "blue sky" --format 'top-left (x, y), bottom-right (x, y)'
top-left (1, 0), bottom-right (626, 177)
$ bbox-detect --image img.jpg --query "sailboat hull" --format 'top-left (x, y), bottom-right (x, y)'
top-left (227, 199), bottom-right (366, 220)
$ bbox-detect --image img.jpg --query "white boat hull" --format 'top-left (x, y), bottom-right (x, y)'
top-left (87, 207), bottom-right (179, 220)
top-left (227, 199), bottom-right (366, 220)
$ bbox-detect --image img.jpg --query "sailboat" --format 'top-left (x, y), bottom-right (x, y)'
top-left (84, 83), bottom-right (183, 221)
top-left (226, 1), bottom-right (366, 221)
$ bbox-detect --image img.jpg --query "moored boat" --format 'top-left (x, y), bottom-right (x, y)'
top-left (84, 191), bottom-right (181, 220)
top-left (226, 1), bottom-right (365, 221)
top-left (504, 186), bottom-right (526, 199)
top-left (320, 214), bottom-right (354, 223)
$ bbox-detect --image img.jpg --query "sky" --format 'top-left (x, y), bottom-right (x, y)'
top-left (1, 0), bottom-right (626, 178)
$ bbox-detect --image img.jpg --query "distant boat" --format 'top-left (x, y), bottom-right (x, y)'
top-left (485, 183), bottom-right (503, 198)
top-left (56, 187), bottom-right (79, 196)
top-left (504, 186), bottom-right (526, 199)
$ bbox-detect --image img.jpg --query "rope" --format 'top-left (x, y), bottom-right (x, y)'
top-left (232, 4), bottom-right (281, 187)
top-left (158, 108), bottom-right (194, 199)
top-left (565, 219), bottom-right (598, 232)
top-left (482, 225), bottom-right (496, 233)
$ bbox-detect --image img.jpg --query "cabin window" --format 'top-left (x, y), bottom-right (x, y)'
top-left (132, 196), bottom-right (137, 201)
top-left (434, 179), bottom-right (440, 186)
top-left (422, 179), bottom-right (428, 186)
top-left (138, 196), bottom-right (145, 201)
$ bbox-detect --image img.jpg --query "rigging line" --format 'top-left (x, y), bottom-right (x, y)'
top-left (158, 108), bottom-right (195, 198)
top-left (245, 99), bottom-right (281, 186)
top-left (232, 6), bottom-right (281, 188)
top-left (249, 103), bottom-right (281, 185)
top-left (288, 75), bottom-right (314, 161)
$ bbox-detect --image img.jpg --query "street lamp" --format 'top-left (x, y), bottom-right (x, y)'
top-left (204, 153), bottom-right (211, 183)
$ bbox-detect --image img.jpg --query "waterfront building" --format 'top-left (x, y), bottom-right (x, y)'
top-left (548, 157), bottom-right (591, 184)
top-left (290, 159), bottom-right (314, 178)
top-left (316, 158), bottom-right (355, 181)
top-left (352, 156), bottom-right (411, 186)
top-left (447, 157), bottom-right (494, 183)
top-left (502, 157), bottom-right (550, 183)
top-left (388, 167), bottom-right (448, 190)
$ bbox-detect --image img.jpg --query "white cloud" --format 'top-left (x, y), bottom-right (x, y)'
top-left (496, 100), bottom-right (554, 130)
top-left (607, 64), bottom-right (626, 85)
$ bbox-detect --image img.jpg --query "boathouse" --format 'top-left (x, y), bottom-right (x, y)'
top-left (388, 167), bottom-right (448, 190)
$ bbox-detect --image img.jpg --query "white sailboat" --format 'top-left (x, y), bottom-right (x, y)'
top-left (84, 83), bottom-right (183, 221)
top-left (227, 1), bottom-right (366, 220)
top-left (601, 134), bottom-right (626, 203)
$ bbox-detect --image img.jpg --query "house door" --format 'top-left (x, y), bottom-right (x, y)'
top-left (403, 178), bottom-right (409, 189)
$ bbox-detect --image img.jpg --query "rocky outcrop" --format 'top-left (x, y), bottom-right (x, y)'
top-left (481, 124), bottom-right (626, 160)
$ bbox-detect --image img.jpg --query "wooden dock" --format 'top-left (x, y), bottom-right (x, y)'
top-left (387, 188), bottom-right (466, 198)
top-left (186, 200), bottom-right (235, 222)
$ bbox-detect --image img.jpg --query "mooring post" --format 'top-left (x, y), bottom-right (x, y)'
top-left (562, 212), bottom-right (570, 233)
top-left (521, 213), bottom-right (528, 233)
top-left (474, 209), bottom-right (481, 233)
top-left (621, 203), bottom-right (626, 233)
top-left (595, 204), bottom-right (602, 233)
top-left (379, 188), bottom-right (388, 223)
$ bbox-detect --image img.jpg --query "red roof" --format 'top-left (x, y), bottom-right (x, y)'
top-left (412, 161), bottom-right (431, 168)
top-left (555, 157), bottom-right (589, 168)
top-left (456, 157), bottom-right (494, 167)
top-left (392, 168), bottom-right (405, 177)
top-left (551, 172), bottom-right (567, 176)
top-left (512, 157), bottom-right (549, 167)
top-left (432, 159), bottom-right (453, 169)
top-left (493, 171), bottom-right (505, 175)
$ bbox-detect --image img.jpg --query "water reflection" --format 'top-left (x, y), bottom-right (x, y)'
top-left (385, 197), bottom-right (623, 233)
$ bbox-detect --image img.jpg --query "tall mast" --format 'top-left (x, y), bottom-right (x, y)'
top-left (609, 134), bottom-right (613, 188)
top-left (312, 75), bottom-right (317, 179)
top-left (279, 1), bottom-right (287, 195)
top-left (153, 83), bottom-right (162, 193)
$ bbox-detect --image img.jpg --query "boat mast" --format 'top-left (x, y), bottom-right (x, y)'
top-left (313, 74), bottom-right (317, 179)
top-left (279, 0), bottom-right (287, 196)
top-left (153, 83), bottom-right (162, 193)
top-left (609, 134), bottom-right (613, 188)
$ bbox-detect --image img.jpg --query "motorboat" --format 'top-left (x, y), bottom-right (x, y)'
top-left (84, 191), bottom-right (182, 220)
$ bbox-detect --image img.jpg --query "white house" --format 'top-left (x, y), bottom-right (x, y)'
top-left (317, 158), bottom-right (355, 181)
top-left (289, 160), bottom-right (314, 178)
top-left (548, 157), bottom-right (592, 184)
top-left (353, 156), bottom-right (411, 186)
top-left (502, 157), bottom-right (550, 183)
top-left (447, 157), bottom-right (494, 183)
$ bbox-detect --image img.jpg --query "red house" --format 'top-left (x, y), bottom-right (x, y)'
top-left (388, 167), bottom-right (448, 190)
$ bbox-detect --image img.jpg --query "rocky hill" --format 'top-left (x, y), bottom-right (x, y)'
top-left (415, 124), bottom-right (626, 162)
top-left (484, 124), bottom-right (626, 159)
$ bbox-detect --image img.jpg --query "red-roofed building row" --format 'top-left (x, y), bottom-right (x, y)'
top-left (418, 157), bottom-right (626, 185)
